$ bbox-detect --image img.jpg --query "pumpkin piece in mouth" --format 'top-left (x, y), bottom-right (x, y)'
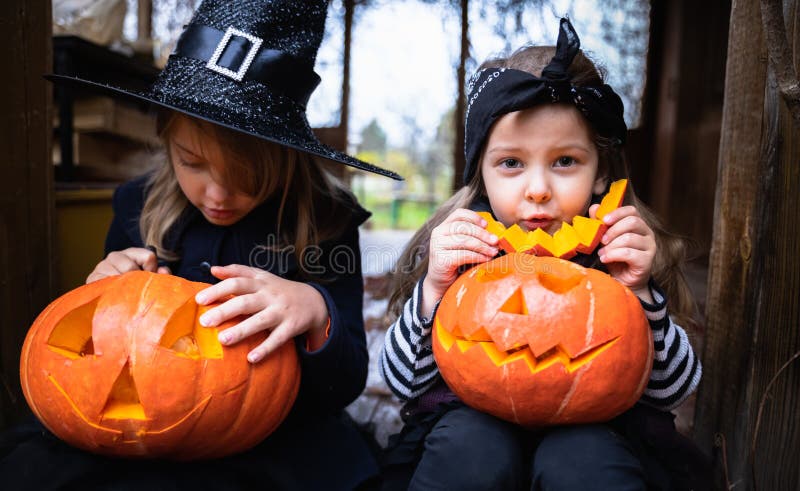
top-left (478, 178), bottom-right (628, 257)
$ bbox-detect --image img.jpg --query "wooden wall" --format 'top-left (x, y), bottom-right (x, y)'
top-left (0, 1), bottom-right (54, 429)
top-left (627, 0), bottom-right (730, 261)
top-left (693, 0), bottom-right (800, 488)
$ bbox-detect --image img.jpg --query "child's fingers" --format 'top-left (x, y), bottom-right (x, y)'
top-left (601, 215), bottom-right (653, 245)
top-left (103, 252), bottom-right (135, 273)
top-left (446, 250), bottom-right (497, 268)
top-left (196, 276), bottom-right (259, 304)
top-left (443, 208), bottom-right (489, 228)
top-left (598, 246), bottom-right (644, 270)
top-left (588, 203), bottom-right (600, 219)
top-left (247, 324), bottom-right (297, 364)
top-left (103, 252), bottom-right (142, 274)
top-left (444, 220), bottom-right (499, 246)
top-left (157, 266), bottom-right (172, 275)
top-left (86, 249), bottom-right (155, 284)
top-left (209, 264), bottom-right (264, 280)
top-left (199, 291), bottom-right (262, 326)
top-left (440, 234), bottom-right (498, 257)
top-left (86, 263), bottom-right (121, 283)
top-left (120, 247), bottom-right (159, 272)
top-left (598, 205), bottom-right (640, 226)
top-left (217, 307), bottom-right (280, 346)
top-left (600, 232), bottom-right (652, 254)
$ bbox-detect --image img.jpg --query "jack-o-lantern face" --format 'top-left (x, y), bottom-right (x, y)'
top-left (20, 271), bottom-right (300, 460)
top-left (433, 254), bottom-right (652, 427)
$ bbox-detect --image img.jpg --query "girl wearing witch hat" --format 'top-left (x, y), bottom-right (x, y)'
top-left (379, 18), bottom-right (710, 490)
top-left (1, 0), bottom-right (398, 489)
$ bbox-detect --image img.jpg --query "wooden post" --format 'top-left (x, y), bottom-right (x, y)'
top-left (0, 0), bottom-right (54, 429)
top-left (451, 0), bottom-right (468, 191)
top-left (693, 0), bottom-right (800, 488)
top-left (342, 0), bottom-right (353, 145)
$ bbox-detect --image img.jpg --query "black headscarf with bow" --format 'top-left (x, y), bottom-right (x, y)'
top-left (463, 18), bottom-right (627, 185)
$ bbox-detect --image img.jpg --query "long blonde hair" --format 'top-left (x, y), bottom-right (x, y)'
top-left (140, 111), bottom-right (357, 274)
top-left (388, 45), bottom-right (698, 328)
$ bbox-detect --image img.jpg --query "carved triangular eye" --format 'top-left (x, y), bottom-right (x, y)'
top-left (160, 299), bottom-right (223, 359)
top-left (499, 288), bottom-right (528, 315)
top-left (47, 297), bottom-right (98, 359)
top-left (537, 270), bottom-right (583, 293)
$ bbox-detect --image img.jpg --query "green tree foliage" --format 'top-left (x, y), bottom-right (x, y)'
top-left (358, 118), bottom-right (388, 154)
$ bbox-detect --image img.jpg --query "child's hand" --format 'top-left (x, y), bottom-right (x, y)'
top-left (423, 209), bottom-right (499, 314)
top-left (194, 264), bottom-right (329, 363)
top-left (590, 204), bottom-right (656, 302)
top-left (86, 247), bottom-right (171, 284)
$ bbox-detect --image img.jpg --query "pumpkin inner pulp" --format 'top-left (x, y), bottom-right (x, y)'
top-left (161, 299), bottom-right (223, 359)
top-left (45, 298), bottom-right (97, 359)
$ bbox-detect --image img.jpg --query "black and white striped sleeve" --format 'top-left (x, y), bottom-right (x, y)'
top-left (378, 278), bottom-right (441, 401)
top-left (639, 283), bottom-right (702, 410)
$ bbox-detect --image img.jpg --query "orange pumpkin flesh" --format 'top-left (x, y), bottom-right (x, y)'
top-left (479, 179), bottom-right (627, 257)
top-left (20, 271), bottom-right (300, 460)
top-left (433, 254), bottom-right (652, 427)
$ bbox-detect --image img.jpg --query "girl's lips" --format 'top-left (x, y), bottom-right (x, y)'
top-left (522, 218), bottom-right (553, 231)
top-left (204, 208), bottom-right (235, 219)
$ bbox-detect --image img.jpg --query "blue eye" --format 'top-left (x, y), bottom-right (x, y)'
top-left (500, 158), bottom-right (522, 169)
top-left (554, 156), bottom-right (577, 168)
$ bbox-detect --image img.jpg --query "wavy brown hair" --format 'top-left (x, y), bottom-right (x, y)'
top-left (140, 111), bottom-right (357, 275)
top-left (388, 45), bottom-right (698, 329)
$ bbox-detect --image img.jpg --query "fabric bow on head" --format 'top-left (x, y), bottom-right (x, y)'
top-left (462, 18), bottom-right (627, 185)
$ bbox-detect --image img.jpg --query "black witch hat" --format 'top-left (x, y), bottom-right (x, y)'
top-left (48, 0), bottom-right (402, 180)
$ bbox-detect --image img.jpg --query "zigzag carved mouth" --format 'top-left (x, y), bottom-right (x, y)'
top-left (435, 320), bottom-right (619, 374)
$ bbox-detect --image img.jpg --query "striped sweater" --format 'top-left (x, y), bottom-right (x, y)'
top-left (379, 277), bottom-right (702, 411)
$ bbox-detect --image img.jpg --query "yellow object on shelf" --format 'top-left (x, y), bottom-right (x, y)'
top-left (55, 187), bottom-right (114, 294)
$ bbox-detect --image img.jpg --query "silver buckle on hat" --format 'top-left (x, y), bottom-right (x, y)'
top-left (206, 27), bottom-right (263, 81)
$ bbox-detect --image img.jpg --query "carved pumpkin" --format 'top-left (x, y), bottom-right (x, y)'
top-left (433, 254), bottom-right (652, 427)
top-left (20, 271), bottom-right (300, 460)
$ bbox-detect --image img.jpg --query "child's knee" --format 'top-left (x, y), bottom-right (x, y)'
top-left (409, 407), bottom-right (525, 490)
top-left (411, 406), bottom-right (525, 490)
top-left (532, 425), bottom-right (646, 489)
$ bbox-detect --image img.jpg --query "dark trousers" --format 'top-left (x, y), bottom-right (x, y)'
top-left (383, 404), bottom-right (650, 491)
top-left (1, 411), bottom-right (379, 491)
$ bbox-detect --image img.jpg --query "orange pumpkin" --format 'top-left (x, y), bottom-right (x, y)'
top-left (20, 271), bottom-right (300, 460)
top-left (433, 254), bottom-right (652, 427)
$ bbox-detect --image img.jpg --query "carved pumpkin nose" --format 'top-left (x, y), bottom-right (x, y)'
top-left (499, 288), bottom-right (528, 315)
top-left (102, 361), bottom-right (145, 421)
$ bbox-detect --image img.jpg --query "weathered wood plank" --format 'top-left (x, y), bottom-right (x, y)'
top-left (695, 0), bottom-right (800, 488)
top-left (694, 0), bottom-right (767, 483)
top-left (0, 0), bottom-right (54, 429)
top-left (748, 2), bottom-right (800, 485)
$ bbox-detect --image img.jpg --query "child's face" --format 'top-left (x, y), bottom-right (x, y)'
top-left (480, 104), bottom-right (607, 234)
top-left (169, 115), bottom-right (261, 226)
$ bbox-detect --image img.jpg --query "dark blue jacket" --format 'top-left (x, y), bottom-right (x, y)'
top-left (1, 174), bottom-right (379, 491)
top-left (106, 175), bottom-right (372, 417)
